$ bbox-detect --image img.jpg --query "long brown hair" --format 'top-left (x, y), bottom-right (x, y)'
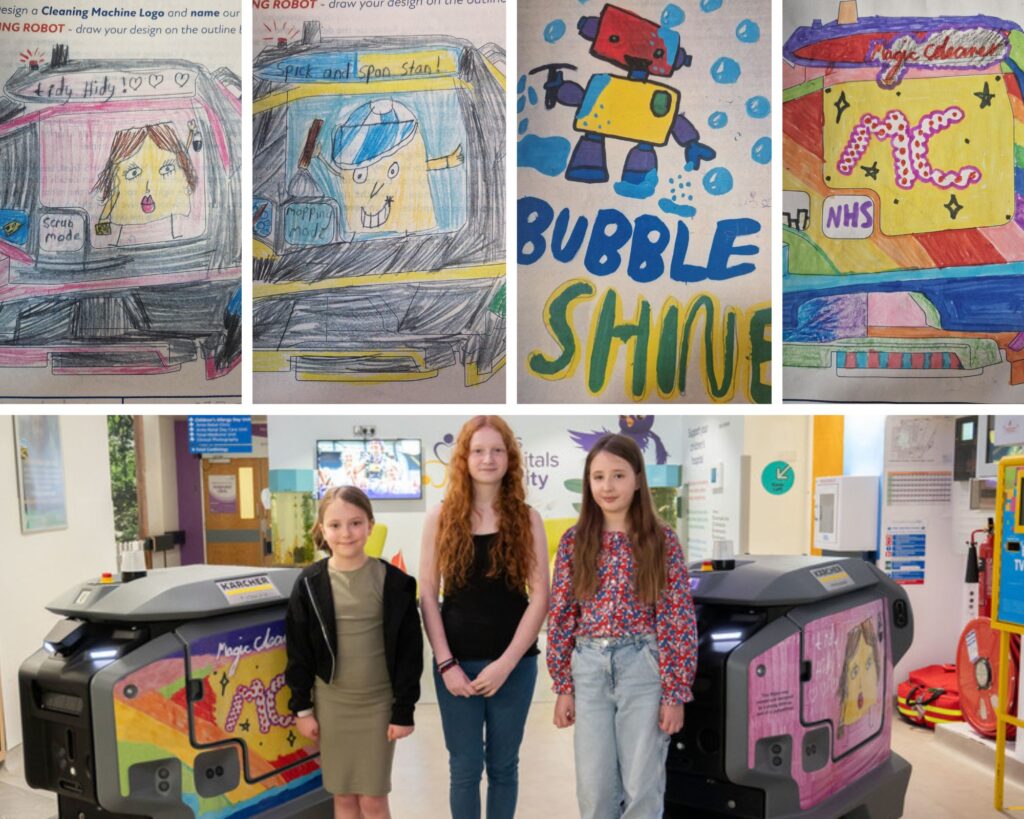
top-left (837, 619), bottom-right (882, 738)
top-left (93, 123), bottom-right (198, 201)
top-left (436, 416), bottom-right (534, 592)
top-left (573, 433), bottom-right (666, 604)
top-left (312, 485), bottom-right (374, 555)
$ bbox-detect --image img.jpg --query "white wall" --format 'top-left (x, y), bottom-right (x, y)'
top-left (743, 416), bottom-right (812, 555)
top-left (0, 416), bottom-right (117, 748)
top-left (683, 416), bottom-right (746, 562)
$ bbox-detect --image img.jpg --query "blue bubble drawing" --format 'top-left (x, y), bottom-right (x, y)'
top-left (519, 119), bottom-right (529, 136)
top-left (544, 19), bottom-right (567, 43)
top-left (700, 0), bottom-right (723, 12)
top-left (736, 19), bottom-right (760, 43)
top-left (710, 57), bottom-right (741, 84)
top-left (745, 96), bottom-right (770, 119)
top-left (528, 86), bottom-right (539, 106)
top-left (702, 167), bottom-right (733, 195)
top-left (708, 111), bottom-right (728, 129)
top-left (752, 136), bottom-right (771, 165)
top-left (659, 198), bottom-right (697, 218)
top-left (517, 74), bottom-right (526, 94)
top-left (661, 3), bottom-right (684, 27)
top-left (517, 95), bottom-right (526, 113)
top-left (519, 134), bottom-right (572, 176)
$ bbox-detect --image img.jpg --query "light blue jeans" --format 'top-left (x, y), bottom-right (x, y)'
top-left (572, 634), bottom-right (669, 819)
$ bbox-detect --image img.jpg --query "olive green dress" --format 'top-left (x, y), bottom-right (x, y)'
top-left (314, 559), bottom-right (394, 795)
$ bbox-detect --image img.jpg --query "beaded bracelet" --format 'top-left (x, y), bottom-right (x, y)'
top-left (437, 657), bottom-right (459, 674)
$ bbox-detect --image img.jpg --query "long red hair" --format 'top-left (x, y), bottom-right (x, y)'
top-left (436, 416), bottom-right (534, 593)
top-left (573, 433), bottom-right (666, 604)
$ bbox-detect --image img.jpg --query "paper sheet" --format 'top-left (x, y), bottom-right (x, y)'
top-left (517, 0), bottom-right (771, 403)
top-left (0, 0), bottom-right (242, 402)
top-left (252, 0), bottom-right (507, 404)
top-left (784, 0), bottom-right (1024, 403)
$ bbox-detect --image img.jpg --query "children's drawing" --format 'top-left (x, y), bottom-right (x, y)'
top-left (94, 122), bottom-right (198, 243)
top-left (536, 4), bottom-right (716, 185)
top-left (837, 618), bottom-right (881, 738)
top-left (783, 0), bottom-right (1024, 402)
top-left (252, 22), bottom-right (506, 400)
top-left (0, 37), bottom-right (241, 399)
top-left (518, 0), bottom-right (771, 403)
top-left (312, 99), bottom-right (463, 234)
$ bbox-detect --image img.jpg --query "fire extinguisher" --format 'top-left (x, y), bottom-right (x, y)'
top-left (965, 517), bottom-right (994, 618)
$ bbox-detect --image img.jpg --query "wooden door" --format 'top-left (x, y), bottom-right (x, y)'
top-left (202, 458), bottom-right (270, 566)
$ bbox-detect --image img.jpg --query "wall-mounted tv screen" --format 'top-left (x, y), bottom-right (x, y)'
top-left (316, 439), bottom-right (423, 500)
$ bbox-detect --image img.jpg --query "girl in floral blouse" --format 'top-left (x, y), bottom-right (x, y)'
top-left (547, 433), bottom-right (697, 819)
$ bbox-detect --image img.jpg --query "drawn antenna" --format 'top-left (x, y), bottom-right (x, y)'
top-left (50, 44), bottom-right (69, 69)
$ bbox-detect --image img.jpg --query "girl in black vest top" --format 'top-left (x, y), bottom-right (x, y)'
top-left (419, 415), bottom-right (549, 819)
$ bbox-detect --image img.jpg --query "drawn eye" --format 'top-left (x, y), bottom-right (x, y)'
top-left (353, 167), bottom-right (367, 184)
top-left (387, 161), bottom-right (399, 180)
top-left (609, 35), bottom-right (620, 43)
top-left (654, 48), bottom-right (664, 58)
top-left (124, 166), bottom-right (141, 180)
top-left (159, 161), bottom-right (176, 177)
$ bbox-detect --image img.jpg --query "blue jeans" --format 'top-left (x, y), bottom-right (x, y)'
top-left (434, 654), bottom-right (538, 819)
top-left (572, 634), bottom-right (669, 819)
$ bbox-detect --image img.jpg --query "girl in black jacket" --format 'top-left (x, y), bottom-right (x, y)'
top-left (285, 485), bottom-right (423, 819)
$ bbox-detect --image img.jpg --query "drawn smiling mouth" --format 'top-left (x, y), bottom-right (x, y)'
top-left (141, 195), bottom-right (156, 214)
top-left (360, 197), bottom-right (391, 229)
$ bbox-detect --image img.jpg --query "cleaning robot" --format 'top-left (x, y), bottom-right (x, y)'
top-left (666, 555), bottom-right (914, 819)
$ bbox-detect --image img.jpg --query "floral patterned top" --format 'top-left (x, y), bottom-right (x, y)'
top-left (547, 525), bottom-right (697, 705)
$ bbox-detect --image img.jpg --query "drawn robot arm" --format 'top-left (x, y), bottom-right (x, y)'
top-left (426, 144), bottom-right (464, 171)
top-left (529, 63), bottom-right (583, 109)
top-left (671, 113), bottom-right (716, 170)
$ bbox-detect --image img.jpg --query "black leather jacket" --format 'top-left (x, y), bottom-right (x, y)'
top-left (284, 557), bottom-right (423, 725)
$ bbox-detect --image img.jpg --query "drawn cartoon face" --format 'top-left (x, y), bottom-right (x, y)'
top-left (840, 628), bottom-right (879, 728)
top-left (109, 137), bottom-right (192, 226)
top-left (338, 140), bottom-right (434, 234)
top-left (331, 100), bottom-right (437, 235)
top-left (584, 5), bottom-right (681, 77)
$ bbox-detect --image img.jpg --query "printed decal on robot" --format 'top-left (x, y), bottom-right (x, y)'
top-left (748, 599), bottom-right (891, 810)
top-left (112, 620), bottom-right (321, 817)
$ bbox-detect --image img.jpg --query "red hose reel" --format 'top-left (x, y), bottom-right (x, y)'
top-left (958, 522), bottom-right (1021, 738)
top-left (957, 617), bottom-right (1019, 738)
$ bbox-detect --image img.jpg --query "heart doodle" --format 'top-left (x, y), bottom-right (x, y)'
top-left (174, 72), bottom-right (190, 88)
top-left (148, 74), bottom-right (164, 88)
top-left (128, 76), bottom-right (143, 91)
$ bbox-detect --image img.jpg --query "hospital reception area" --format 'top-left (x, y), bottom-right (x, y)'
top-left (0, 413), bottom-right (1019, 819)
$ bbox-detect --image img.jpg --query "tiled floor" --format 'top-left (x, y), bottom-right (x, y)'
top-left (1, 707), bottom-right (1019, 817)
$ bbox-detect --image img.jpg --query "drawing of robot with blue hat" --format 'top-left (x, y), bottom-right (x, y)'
top-left (313, 98), bottom-right (463, 235)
